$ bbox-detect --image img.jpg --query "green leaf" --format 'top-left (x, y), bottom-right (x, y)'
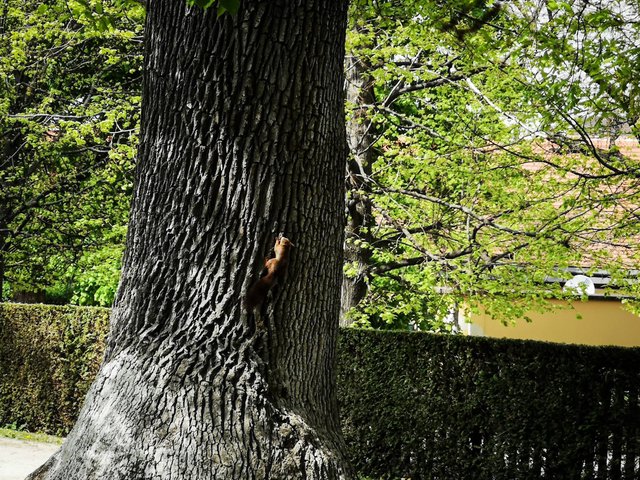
top-left (219, 0), bottom-right (240, 14)
top-left (187, 0), bottom-right (217, 9)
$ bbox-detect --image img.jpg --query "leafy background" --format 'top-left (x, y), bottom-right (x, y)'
top-left (2, 0), bottom-right (639, 328)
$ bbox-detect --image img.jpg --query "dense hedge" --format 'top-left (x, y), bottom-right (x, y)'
top-left (1, 304), bottom-right (639, 479)
top-left (338, 329), bottom-right (640, 480)
top-left (0, 303), bottom-right (109, 435)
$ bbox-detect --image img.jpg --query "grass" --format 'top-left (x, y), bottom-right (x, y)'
top-left (0, 427), bottom-right (64, 445)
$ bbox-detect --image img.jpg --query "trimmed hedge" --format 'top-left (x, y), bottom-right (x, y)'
top-left (337, 329), bottom-right (640, 480)
top-left (1, 304), bottom-right (639, 479)
top-left (0, 303), bottom-right (109, 435)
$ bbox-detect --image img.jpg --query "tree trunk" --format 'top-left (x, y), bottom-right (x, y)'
top-left (340, 51), bottom-right (376, 326)
top-left (29, 0), bottom-right (350, 478)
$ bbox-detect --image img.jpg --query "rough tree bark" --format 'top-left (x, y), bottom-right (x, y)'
top-left (28, 0), bottom-right (350, 478)
top-left (340, 51), bottom-right (376, 326)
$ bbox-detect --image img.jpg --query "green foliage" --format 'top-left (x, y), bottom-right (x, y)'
top-left (68, 243), bottom-right (124, 306)
top-left (0, 281), bottom-right (10, 302)
top-left (4, 0), bottom-right (639, 325)
top-left (0, 0), bottom-right (142, 304)
top-left (2, 302), bottom-right (637, 480)
top-left (0, 426), bottom-right (64, 444)
top-left (344, 0), bottom-right (640, 329)
top-left (0, 303), bottom-right (109, 436)
top-left (348, 265), bottom-right (457, 332)
top-left (38, 225), bottom-right (126, 306)
top-left (338, 328), bottom-right (640, 479)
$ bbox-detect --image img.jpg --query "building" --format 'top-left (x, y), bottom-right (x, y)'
top-left (462, 269), bottom-right (640, 347)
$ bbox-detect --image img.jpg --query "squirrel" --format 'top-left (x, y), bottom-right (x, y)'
top-left (244, 235), bottom-right (294, 310)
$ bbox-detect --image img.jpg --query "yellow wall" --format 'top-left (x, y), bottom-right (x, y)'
top-left (466, 299), bottom-right (640, 347)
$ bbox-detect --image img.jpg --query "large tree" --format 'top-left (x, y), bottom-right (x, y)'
top-left (29, 0), bottom-right (351, 479)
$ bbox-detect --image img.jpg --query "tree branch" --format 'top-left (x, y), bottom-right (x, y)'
top-left (382, 68), bottom-right (487, 108)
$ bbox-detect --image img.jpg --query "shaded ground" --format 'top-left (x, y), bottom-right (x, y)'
top-left (0, 437), bottom-right (59, 480)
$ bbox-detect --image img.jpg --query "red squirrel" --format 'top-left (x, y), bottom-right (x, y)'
top-left (245, 235), bottom-right (294, 310)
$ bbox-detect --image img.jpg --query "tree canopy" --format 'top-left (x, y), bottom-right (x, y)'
top-left (342, 0), bottom-right (640, 330)
top-left (0, 0), bottom-right (143, 304)
top-left (5, 0), bottom-right (640, 327)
